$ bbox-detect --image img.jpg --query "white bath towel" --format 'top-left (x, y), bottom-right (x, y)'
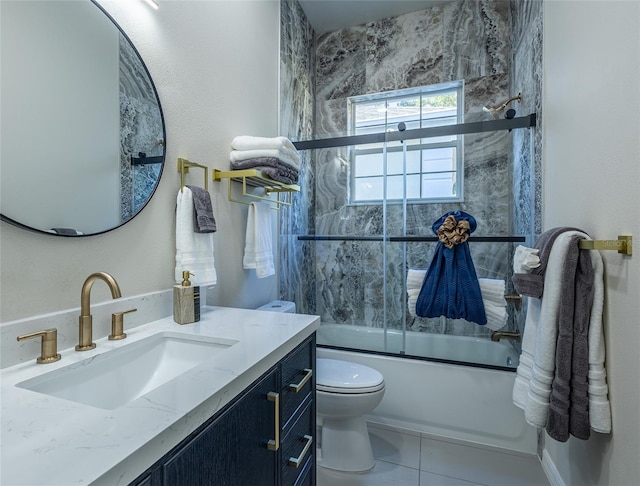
top-left (175, 188), bottom-right (217, 286)
top-left (406, 270), bottom-right (507, 330)
top-left (407, 269), bottom-right (426, 290)
top-left (231, 135), bottom-right (297, 152)
top-left (512, 230), bottom-right (611, 431)
top-left (230, 147), bottom-right (301, 171)
top-left (243, 202), bottom-right (275, 279)
top-left (585, 250), bottom-right (611, 433)
top-left (513, 245), bottom-right (541, 274)
top-left (478, 278), bottom-right (507, 305)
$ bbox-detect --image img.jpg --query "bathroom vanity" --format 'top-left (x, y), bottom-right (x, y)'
top-left (0, 306), bottom-right (319, 485)
top-left (131, 335), bottom-right (316, 485)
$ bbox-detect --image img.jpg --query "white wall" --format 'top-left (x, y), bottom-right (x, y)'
top-left (543, 1), bottom-right (640, 484)
top-left (0, 0), bottom-right (280, 322)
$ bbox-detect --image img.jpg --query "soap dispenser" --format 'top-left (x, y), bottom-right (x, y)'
top-left (173, 271), bottom-right (200, 324)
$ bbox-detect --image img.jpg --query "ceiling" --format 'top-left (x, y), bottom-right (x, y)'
top-left (297, 0), bottom-right (453, 34)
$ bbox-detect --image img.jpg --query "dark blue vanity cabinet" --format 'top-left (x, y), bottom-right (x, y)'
top-left (130, 335), bottom-right (316, 486)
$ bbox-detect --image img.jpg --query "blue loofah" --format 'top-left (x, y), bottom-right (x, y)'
top-left (415, 210), bottom-right (487, 325)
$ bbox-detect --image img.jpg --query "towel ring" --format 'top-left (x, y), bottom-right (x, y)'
top-left (178, 158), bottom-right (209, 192)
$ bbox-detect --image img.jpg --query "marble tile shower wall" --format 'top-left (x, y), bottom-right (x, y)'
top-left (511, 0), bottom-right (543, 239)
top-left (279, 0), bottom-right (316, 310)
top-left (279, 0), bottom-right (542, 338)
top-left (510, 0), bottom-right (543, 336)
top-left (119, 35), bottom-right (163, 222)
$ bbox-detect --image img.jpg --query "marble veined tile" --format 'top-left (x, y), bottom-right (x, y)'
top-left (316, 26), bottom-right (367, 100)
top-left (443, 0), bottom-right (510, 80)
top-left (365, 8), bottom-right (444, 93)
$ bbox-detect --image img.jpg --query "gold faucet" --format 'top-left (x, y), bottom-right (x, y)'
top-left (491, 330), bottom-right (521, 342)
top-left (77, 272), bottom-right (122, 351)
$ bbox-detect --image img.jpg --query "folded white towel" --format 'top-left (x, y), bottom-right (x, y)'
top-left (513, 245), bottom-right (541, 274)
top-left (407, 269), bottom-right (426, 290)
top-left (406, 269), bottom-right (507, 330)
top-left (478, 278), bottom-right (507, 305)
top-left (243, 202), bottom-right (275, 279)
top-left (230, 147), bottom-right (301, 171)
top-left (484, 302), bottom-right (508, 331)
top-left (175, 188), bottom-right (217, 286)
top-left (231, 135), bottom-right (297, 152)
top-left (407, 289), bottom-right (420, 317)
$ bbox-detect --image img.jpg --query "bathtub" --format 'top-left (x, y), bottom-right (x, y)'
top-left (316, 324), bottom-right (538, 454)
top-left (317, 324), bottom-right (519, 368)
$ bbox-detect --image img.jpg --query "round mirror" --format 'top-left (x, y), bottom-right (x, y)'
top-left (0, 0), bottom-right (165, 236)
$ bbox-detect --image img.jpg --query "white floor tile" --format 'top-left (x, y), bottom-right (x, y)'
top-left (317, 459), bottom-right (420, 486)
top-left (420, 437), bottom-right (549, 486)
top-left (419, 471), bottom-right (485, 486)
top-left (369, 424), bottom-right (422, 469)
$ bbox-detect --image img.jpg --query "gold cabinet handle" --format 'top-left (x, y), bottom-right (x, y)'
top-left (287, 435), bottom-right (313, 468)
top-left (109, 308), bottom-right (137, 340)
top-left (266, 392), bottom-right (280, 451)
top-left (288, 368), bottom-right (313, 393)
top-left (17, 328), bottom-right (61, 364)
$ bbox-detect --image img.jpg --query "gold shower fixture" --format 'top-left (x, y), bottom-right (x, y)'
top-left (483, 92), bottom-right (522, 118)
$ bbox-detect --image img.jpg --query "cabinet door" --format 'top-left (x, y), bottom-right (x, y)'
top-left (162, 369), bottom-right (279, 486)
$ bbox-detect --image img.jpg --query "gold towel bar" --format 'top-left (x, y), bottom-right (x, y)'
top-left (578, 235), bottom-right (632, 256)
top-left (213, 169), bottom-right (300, 210)
top-left (177, 158), bottom-right (209, 192)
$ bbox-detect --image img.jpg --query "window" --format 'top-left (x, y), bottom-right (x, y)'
top-left (348, 82), bottom-right (463, 204)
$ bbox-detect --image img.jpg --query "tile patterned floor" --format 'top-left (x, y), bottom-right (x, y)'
top-left (317, 423), bottom-right (550, 486)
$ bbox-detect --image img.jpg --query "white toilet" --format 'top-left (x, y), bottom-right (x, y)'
top-left (316, 357), bottom-right (385, 472)
top-left (256, 302), bottom-right (385, 472)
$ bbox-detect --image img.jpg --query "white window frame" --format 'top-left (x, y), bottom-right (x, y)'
top-left (347, 82), bottom-right (464, 204)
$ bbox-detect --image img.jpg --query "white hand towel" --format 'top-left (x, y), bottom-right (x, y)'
top-left (231, 135), bottom-right (297, 152)
top-left (230, 147), bottom-right (301, 171)
top-left (175, 188), bottom-right (217, 286)
top-left (243, 202), bottom-right (275, 279)
top-left (513, 245), bottom-right (541, 273)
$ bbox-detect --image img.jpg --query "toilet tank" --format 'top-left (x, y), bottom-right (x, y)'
top-left (256, 300), bottom-right (296, 313)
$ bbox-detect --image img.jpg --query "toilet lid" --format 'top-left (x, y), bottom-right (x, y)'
top-left (316, 358), bottom-right (384, 393)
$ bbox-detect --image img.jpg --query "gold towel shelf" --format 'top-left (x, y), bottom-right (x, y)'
top-left (178, 158), bottom-right (209, 192)
top-left (213, 169), bottom-right (300, 209)
top-left (578, 235), bottom-right (632, 256)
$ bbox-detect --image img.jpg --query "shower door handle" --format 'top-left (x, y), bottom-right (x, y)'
top-left (266, 391), bottom-right (280, 451)
top-left (288, 368), bottom-right (313, 393)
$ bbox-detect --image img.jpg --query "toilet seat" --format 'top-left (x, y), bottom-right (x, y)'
top-left (317, 358), bottom-right (385, 394)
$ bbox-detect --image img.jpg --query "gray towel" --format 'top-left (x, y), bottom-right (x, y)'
top-left (185, 185), bottom-right (216, 233)
top-left (512, 227), bottom-right (581, 298)
top-left (569, 242), bottom-right (594, 439)
top-left (230, 157), bottom-right (299, 184)
top-left (545, 235), bottom-right (594, 441)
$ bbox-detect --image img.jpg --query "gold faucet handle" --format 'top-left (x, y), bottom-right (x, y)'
top-left (109, 308), bottom-right (137, 341)
top-left (17, 328), bottom-right (62, 364)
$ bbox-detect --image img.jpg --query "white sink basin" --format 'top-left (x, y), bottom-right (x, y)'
top-left (16, 332), bottom-right (238, 410)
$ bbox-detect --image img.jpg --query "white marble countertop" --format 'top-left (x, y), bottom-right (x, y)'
top-left (0, 306), bottom-right (320, 485)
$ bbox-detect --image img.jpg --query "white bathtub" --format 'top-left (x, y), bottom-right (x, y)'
top-left (316, 324), bottom-right (538, 454)
top-left (317, 324), bottom-right (519, 368)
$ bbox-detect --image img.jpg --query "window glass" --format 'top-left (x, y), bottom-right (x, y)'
top-left (349, 82), bottom-right (463, 203)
